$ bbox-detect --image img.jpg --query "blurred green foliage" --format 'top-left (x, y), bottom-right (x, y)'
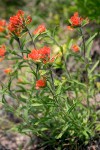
top-left (0, 0), bottom-right (100, 24)
top-left (75, 0), bottom-right (100, 23)
top-left (0, 0), bottom-right (26, 19)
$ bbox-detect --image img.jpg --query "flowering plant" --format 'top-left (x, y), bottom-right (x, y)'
top-left (0, 11), bottom-right (99, 149)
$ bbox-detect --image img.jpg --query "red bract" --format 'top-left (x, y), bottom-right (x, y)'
top-left (26, 16), bottom-right (32, 24)
top-left (0, 45), bottom-right (6, 57)
top-left (8, 10), bottom-right (32, 36)
top-left (28, 46), bottom-right (50, 62)
top-left (33, 24), bottom-right (46, 35)
top-left (17, 10), bottom-right (24, 16)
top-left (4, 68), bottom-right (12, 74)
top-left (0, 20), bottom-right (6, 32)
top-left (71, 44), bottom-right (80, 52)
top-left (28, 49), bottom-right (41, 61)
top-left (39, 46), bottom-right (50, 58)
top-left (36, 78), bottom-right (46, 89)
top-left (70, 12), bottom-right (83, 27)
top-left (28, 46), bottom-right (59, 64)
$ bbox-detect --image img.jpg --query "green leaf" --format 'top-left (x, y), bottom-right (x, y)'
top-left (21, 128), bottom-right (32, 133)
top-left (19, 94), bottom-right (28, 103)
top-left (68, 39), bottom-right (73, 49)
top-left (72, 79), bottom-right (86, 88)
top-left (33, 33), bottom-right (40, 41)
top-left (41, 128), bottom-right (48, 131)
top-left (8, 78), bottom-right (12, 91)
top-left (89, 60), bottom-right (99, 74)
top-left (31, 103), bottom-right (43, 106)
top-left (9, 38), bottom-right (14, 45)
top-left (86, 40), bottom-right (93, 58)
top-left (68, 102), bottom-right (78, 113)
top-left (95, 123), bottom-right (100, 131)
top-left (56, 84), bottom-right (62, 95)
top-left (86, 33), bottom-right (97, 47)
top-left (16, 85), bottom-right (27, 92)
top-left (46, 30), bottom-right (51, 37)
top-left (23, 109), bottom-right (29, 121)
top-left (56, 124), bottom-right (68, 139)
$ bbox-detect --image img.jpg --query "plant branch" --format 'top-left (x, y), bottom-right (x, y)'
top-left (80, 27), bottom-right (86, 59)
top-left (26, 27), bottom-right (37, 49)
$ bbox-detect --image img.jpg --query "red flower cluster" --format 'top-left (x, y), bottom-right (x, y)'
top-left (71, 44), bottom-right (80, 52)
top-left (70, 12), bottom-right (83, 27)
top-left (28, 46), bottom-right (50, 62)
top-left (28, 46), bottom-right (58, 64)
top-left (28, 49), bottom-right (41, 61)
top-left (0, 20), bottom-right (6, 32)
top-left (33, 24), bottom-right (46, 35)
top-left (0, 45), bottom-right (6, 57)
top-left (8, 10), bottom-right (32, 36)
top-left (67, 12), bottom-right (89, 30)
top-left (39, 46), bottom-right (50, 58)
top-left (35, 78), bottom-right (46, 89)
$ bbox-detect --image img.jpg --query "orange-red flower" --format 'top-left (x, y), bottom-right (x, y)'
top-left (0, 20), bottom-right (6, 32)
top-left (71, 44), bottom-right (80, 52)
top-left (8, 10), bottom-right (32, 36)
top-left (33, 24), bottom-right (46, 35)
top-left (0, 45), bottom-right (6, 57)
top-left (39, 46), bottom-right (50, 58)
top-left (28, 49), bottom-right (41, 61)
top-left (70, 12), bottom-right (83, 27)
top-left (4, 68), bottom-right (12, 74)
top-left (26, 16), bottom-right (32, 24)
top-left (35, 78), bottom-right (46, 89)
top-left (28, 46), bottom-right (58, 64)
top-left (28, 46), bottom-right (50, 62)
top-left (17, 10), bottom-right (24, 16)
top-left (68, 12), bottom-right (89, 29)
top-left (67, 26), bottom-right (73, 31)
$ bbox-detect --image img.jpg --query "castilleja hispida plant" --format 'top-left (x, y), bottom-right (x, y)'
top-left (0, 10), bottom-right (99, 149)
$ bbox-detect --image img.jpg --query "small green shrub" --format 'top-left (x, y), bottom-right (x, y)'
top-left (0, 10), bottom-right (99, 149)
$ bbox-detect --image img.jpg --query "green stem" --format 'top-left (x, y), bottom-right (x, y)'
top-left (49, 66), bottom-right (55, 91)
top-left (80, 27), bottom-right (86, 59)
top-left (80, 28), bottom-right (90, 108)
top-left (16, 37), bottom-right (23, 56)
top-left (36, 63), bottom-right (39, 80)
top-left (26, 27), bottom-right (39, 80)
top-left (61, 46), bottom-right (71, 79)
top-left (47, 84), bottom-right (58, 104)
